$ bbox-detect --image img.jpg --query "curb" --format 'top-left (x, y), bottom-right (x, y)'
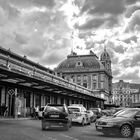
top-left (0, 117), bottom-right (32, 121)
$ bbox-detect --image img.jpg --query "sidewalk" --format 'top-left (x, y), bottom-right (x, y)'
top-left (0, 116), bottom-right (32, 121)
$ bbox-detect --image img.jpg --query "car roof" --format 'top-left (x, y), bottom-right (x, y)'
top-left (69, 104), bottom-right (84, 107)
top-left (68, 106), bottom-right (81, 108)
top-left (46, 104), bottom-right (65, 107)
top-left (68, 106), bottom-right (84, 109)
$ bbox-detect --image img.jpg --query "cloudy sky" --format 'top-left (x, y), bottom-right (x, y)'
top-left (0, 0), bottom-right (140, 83)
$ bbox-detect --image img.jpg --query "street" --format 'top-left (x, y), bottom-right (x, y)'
top-left (0, 119), bottom-right (132, 140)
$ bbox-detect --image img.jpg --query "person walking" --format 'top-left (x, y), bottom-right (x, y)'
top-left (35, 106), bottom-right (39, 119)
top-left (4, 105), bottom-right (8, 117)
top-left (1, 103), bottom-right (7, 117)
top-left (30, 106), bottom-right (36, 118)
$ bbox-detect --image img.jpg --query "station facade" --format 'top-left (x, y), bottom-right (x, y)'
top-left (55, 49), bottom-right (113, 104)
top-left (0, 46), bottom-right (104, 117)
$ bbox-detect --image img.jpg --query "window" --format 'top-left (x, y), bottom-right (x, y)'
top-left (107, 64), bottom-right (110, 69)
top-left (92, 74), bottom-right (97, 89)
top-left (71, 75), bottom-right (75, 82)
top-left (100, 82), bottom-right (104, 89)
top-left (92, 74), bottom-right (97, 81)
top-left (93, 83), bottom-right (97, 89)
top-left (76, 61), bottom-right (83, 67)
top-left (77, 75), bottom-right (81, 82)
top-left (83, 75), bottom-right (87, 88)
top-left (78, 62), bottom-right (81, 65)
top-left (83, 75), bottom-right (87, 81)
top-left (100, 74), bottom-right (104, 81)
top-left (83, 83), bottom-right (87, 88)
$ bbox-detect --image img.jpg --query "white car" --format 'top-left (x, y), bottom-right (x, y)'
top-left (68, 104), bottom-right (90, 126)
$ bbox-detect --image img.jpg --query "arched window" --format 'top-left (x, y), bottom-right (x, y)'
top-left (76, 61), bottom-right (83, 67)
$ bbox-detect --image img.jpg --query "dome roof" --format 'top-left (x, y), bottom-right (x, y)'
top-left (100, 49), bottom-right (110, 61)
top-left (56, 51), bottom-right (104, 72)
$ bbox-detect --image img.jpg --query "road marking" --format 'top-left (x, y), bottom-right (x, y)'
top-left (60, 133), bottom-right (79, 140)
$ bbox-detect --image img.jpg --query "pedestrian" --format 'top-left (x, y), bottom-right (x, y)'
top-left (35, 106), bottom-right (39, 119)
top-left (1, 103), bottom-right (6, 117)
top-left (4, 106), bottom-right (8, 117)
top-left (30, 106), bottom-right (36, 118)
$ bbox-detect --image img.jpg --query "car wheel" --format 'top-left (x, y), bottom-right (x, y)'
top-left (120, 124), bottom-right (133, 138)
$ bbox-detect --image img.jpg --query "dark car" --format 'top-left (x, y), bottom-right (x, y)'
top-left (95, 108), bottom-right (140, 138)
top-left (87, 110), bottom-right (97, 122)
top-left (101, 110), bottom-right (112, 117)
top-left (41, 104), bottom-right (72, 130)
top-left (89, 108), bottom-right (102, 119)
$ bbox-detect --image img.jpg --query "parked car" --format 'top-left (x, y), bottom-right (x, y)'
top-left (41, 104), bottom-right (72, 130)
top-left (89, 108), bottom-right (102, 119)
top-left (95, 108), bottom-right (140, 138)
top-left (111, 107), bottom-right (126, 115)
top-left (101, 109), bottom-right (113, 117)
top-left (68, 104), bottom-right (90, 126)
top-left (86, 110), bottom-right (97, 122)
top-left (38, 106), bottom-right (45, 120)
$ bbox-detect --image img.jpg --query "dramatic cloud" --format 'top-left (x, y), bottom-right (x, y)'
top-left (0, 0), bottom-right (140, 83)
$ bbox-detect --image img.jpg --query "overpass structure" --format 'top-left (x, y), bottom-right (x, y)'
top-left (0, 46), bottom-right (104, 117)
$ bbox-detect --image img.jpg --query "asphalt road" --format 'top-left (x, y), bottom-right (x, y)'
top-left (0, 119), bottom-right (133, 140)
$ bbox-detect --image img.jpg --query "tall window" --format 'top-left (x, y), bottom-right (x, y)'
top-left (77, 75), bottom-right (81, 81)
top-left (92, 74), bottom-right (97, 89)
top-left (100, 74), bottom-right (104, 81)
top-left (100, 74), bottom-right (104, 89)
top-left (83, 75), bottom-right (87, 81)
top-left (77, 75), bottom-right (81, 85)
top-left (93, 83), bottom-right (97, 89)
top-left (71, 75), bottom-right (75, 82)
top-left (83, 75), bottom-right (88, 88)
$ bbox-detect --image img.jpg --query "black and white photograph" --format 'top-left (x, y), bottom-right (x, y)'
top-left (0, 0), bottom-right (140, 140)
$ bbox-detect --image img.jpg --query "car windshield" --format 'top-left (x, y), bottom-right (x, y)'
top-left (68, 108), bottom-right (80, 112)
top-left (39, 107), bottom-right (45, 111)
top-left (113, 109), bottom-right (125, 116)
top-left (116, 109), bottom-right (138, 118)
top-left (45, 106), bottom-right (64, 112)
